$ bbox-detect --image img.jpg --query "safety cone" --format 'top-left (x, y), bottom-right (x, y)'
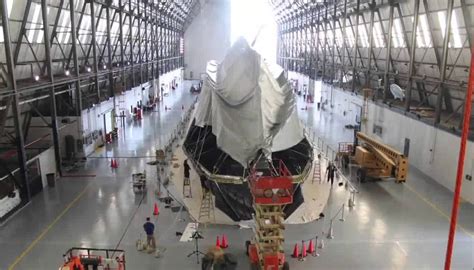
top-left (153, 203), bottom-right (159, 216)
top-left (215, 236), bottom-right (220, 247)
top-left (307, 239), bottom-right (315, 254)
top-left (299, 241), bottom-right (307, 261)
top-left (220, 234), bottom-right (228, 249)
top-left (291, 243), bottom-right (299, 258)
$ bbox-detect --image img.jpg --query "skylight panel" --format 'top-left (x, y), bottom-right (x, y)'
top-left (373, 22), bottom-right (385, 48)
top-left (346, 26), bottom-right (355, 47)
top-left (327, 27), bottom-right (334, 47)
top-left (392, 18), bottom-right (405, 48)
top-left (450, 10), bottom-right (462, 48)
top-left (419, 14), bottom-right (431, 47)
top-left (335, 28), bottom-right (343, 47)
top-left (58, 12), bottom-right (70, 44)
top-left (28, 3), bottom-right (41, 42)
top-left (358, 24), bottom-right (369, 47)
top-left (437, 10), bottom-right (463, 48)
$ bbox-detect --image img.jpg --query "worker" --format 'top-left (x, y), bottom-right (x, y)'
top-left (200, 175), bottom-right (210, 199)
top-left (326, 162), bottom-right (337, 186)
top-left (184, 159), bottom-right (190, 181)
top-left (143, 217), bottom-right (156, 251)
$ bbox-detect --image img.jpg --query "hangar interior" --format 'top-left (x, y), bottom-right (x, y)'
top-left (0, 0), bottom-right (473, 269)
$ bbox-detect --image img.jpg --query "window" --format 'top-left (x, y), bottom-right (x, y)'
top-left (335, 27), bottom-right (343, 47)
top-left (346, 26), bottom-right (355, 47)
top-left (358, 24), bottom-right (369, 47)
top-left (392, 18), bottom-right (406, 48)
top-left (417, 14), bottom-right (431, 47)
top-left (327, 26), bottom-right (334, 47)
top-left (373, 22), bottom-right (385, 48)
top-left (438, 9), bottom-right (463, 48)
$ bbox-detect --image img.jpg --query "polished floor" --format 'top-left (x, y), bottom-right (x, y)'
top-left (0, 81), bottom-right (473, 269)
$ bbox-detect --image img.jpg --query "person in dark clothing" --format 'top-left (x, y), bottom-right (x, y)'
top-left (183, 159), bottom-right (191, 197)
top-left (143, 217), bottom-right (156, 250)
top-left (326, 162), bottom-right (337, 186)
top-left (184, 159), bottom-right (190, 179)
top-left (200, 175), bottom-right (210, 199)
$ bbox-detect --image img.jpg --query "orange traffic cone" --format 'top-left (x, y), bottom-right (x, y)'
top-left (153, 203), bottom-right (159, 216)
top-left (220, 234), bottom-right (228, 248)
top-left (299, 241), bottom-right (307, 261)
top-left (307, 239), bottom-right (315, 254)
top-left (216, 236), bottom-right (220, 247)
top-left (291, 243), bottom-right (299, 258)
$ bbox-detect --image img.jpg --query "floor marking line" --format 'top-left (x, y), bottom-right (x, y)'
top-left (7, 185), bottom-right (90, 270)
top-left (405, 183), bottom-right (474, 238)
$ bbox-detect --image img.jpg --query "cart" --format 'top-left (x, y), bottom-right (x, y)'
top-left (60, 247), bottom-right (126, 270)
top-left (132, 172), bottom-right (147, 193)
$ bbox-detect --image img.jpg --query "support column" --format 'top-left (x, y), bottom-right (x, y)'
top-left (105, 0), bottom-right (114, 98)
top-left (383, 3), bottom-right (394, 101)
top-left (1, 0), bottom-right (30, 199)
top-left (366, 0), bottom-right (376, 87)
top-left (444, 43), bottom-right (474, 270)
top-left (351, 0), bottom-right (360, 92)
top-left (405, 0), bottom-right (420, 111)
top-left (41, 0), bottom-right (62, 175)
top-left (435, 0), bottom-right (454, 124)
top-left (89, 0), bottom-right (100, 101)
top-left (69, 0), bottom-right (82, 116)
top-left (340, 0), bottom-right (347, 88)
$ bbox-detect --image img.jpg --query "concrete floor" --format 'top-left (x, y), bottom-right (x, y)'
top-left (1, 81), bottom-right (473, 269)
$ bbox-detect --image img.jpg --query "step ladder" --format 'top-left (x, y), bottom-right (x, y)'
top-left (312, 158), bottom-right (322, 183)
top-left (183, 177), bottom-right (192, 198)
top-left (198, 190), bottom-right (215, 223)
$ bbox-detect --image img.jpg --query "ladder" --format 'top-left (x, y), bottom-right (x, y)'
top-left (312, 158), bottom-right (322, 184)
top-left (183, 177), bottom-right (192, 198)
top-left (198, 190), bottom-right (215, 223)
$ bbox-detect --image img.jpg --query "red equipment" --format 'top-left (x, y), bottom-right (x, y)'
top-left (59, 247), bottom-right (126, 270)
top-left (246, 159), bottom-right (292, 270)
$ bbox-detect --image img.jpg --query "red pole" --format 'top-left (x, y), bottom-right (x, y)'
top-left (444, 48), bottom-right (474, 269)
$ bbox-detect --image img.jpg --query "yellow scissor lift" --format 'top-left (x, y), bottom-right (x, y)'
top-left (338, 132), bottom-right (408, 183)
top-left (246, 159), bottom-right (292, 270)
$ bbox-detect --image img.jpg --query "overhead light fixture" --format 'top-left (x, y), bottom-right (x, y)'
top-left (34, 75), bottom-right (40, 81)
top-left (87, 67), bottom-right (92, 72)
top-left (65, 69), bottom-right (70, 76)
top-left (103, 64), bottom-right (107, 70)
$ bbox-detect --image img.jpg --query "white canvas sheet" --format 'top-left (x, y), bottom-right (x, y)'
top-left (195, 38), bottom-right (304, 166)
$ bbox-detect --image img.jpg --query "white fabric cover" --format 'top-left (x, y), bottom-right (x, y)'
top-left (195, 38), bottom-right (304, 166)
